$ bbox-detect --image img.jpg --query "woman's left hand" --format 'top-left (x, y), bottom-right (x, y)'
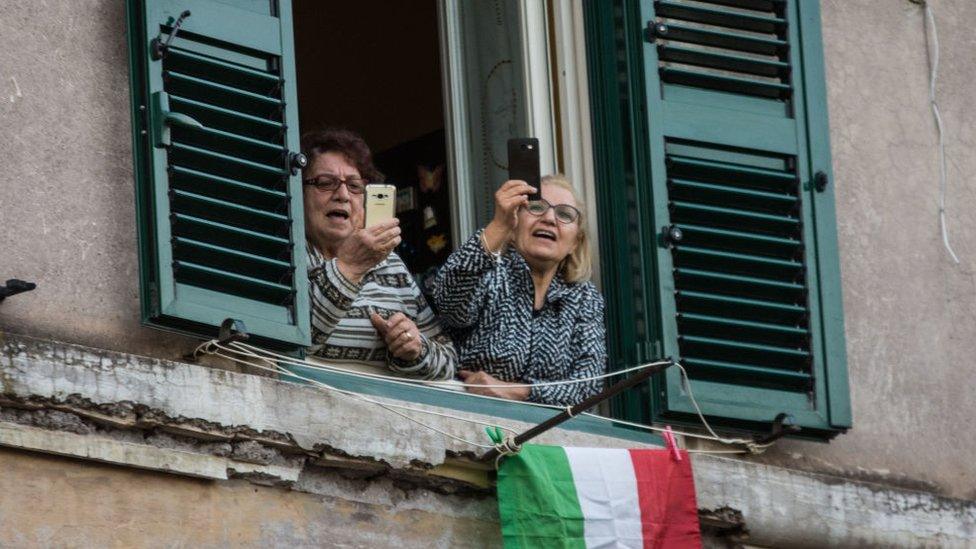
top-left (459, 370), bottom-right (530, 401)
top-left (371, 312), bottom-right (423, 361)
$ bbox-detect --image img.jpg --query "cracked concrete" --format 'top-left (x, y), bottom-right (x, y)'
top-left (0, 332), bottom-right (973, 547)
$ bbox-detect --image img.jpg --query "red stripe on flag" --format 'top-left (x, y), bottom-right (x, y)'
top-left (628, 449), bottom-right (702, 549)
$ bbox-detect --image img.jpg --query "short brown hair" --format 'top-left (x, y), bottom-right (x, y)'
top-left (300, 128), bottom-right (384, 182)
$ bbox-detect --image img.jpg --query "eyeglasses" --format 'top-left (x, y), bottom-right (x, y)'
top-left (302, 175), bottom-right (367, 194)
top-left (523, 199), bottom-right (581, 224)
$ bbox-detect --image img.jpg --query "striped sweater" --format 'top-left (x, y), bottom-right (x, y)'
top-left (307, 244), bottom-right (456, 380)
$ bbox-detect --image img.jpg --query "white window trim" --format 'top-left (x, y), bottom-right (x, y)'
top-left (518, 0), bottom-right (559, 177)
top-left (438, 1), bottom-right (600, 288)
top-left (437, 0), bottom-right (476, 245)
top-left (550, 0), bottom-right (602, 289)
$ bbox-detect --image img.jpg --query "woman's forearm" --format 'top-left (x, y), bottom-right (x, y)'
top-left (482, 219), bottom-right (511, 256)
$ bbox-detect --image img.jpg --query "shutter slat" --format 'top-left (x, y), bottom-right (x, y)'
top-left (670, 177), bottom-right (797, 211)
top-left (172, 124), bottom-right (287, 168)
top-left (681, 357), bottom-right (811, 389)
top-left (170, 143), bottom-right (288, 177)
top-left (676, 290), bottom-right (805, 314)
top-left (167, 46), bottom-right (282, 93)
top-left (679, 312), bottom-right (808, 336)
top-left (174, 237), bottom-right (292, 285)
top-left (176, 122), bottom-right (286, 154)
top-left (661, 68), bottom-right (791, 100)
top-left (675, 224), bottom-right (800, 256)
top-left (173, 186), bottom-right (288, 224)
top-left (655, 1), bottom-right (787, 34)
top-left (165, 71), bottom-right (282, 118)
top-left (655, 23), bottom-right (788, 56)
top-left (174, 260), bottom-right (292, 302)
top-left (680, 335), bottom-right (810, 359)
top-left (170, 165), bottom-right (287, 203)
top-left (170, 95), bottom-right (283, 142)
top-left (174, 237), bottom-right (291, 270)
top-left (675, 245), bottom-right (801, 270)
top-left (658, 45), bottom-right (790, 78)
top-left (172, 213), bottom-right (290, 259)
top-left (675, 267), bottom-right (804, 292)
top-left (676, 268), bottom-right (803, 305)
top-left (695, 0), bottom-right (785, 12)
top-left (668, 155), bottom-right (797, 187)
top-left (671, 201), bottom-right (799, 235)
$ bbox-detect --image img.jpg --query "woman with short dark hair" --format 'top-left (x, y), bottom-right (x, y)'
top-left (302, 128), bottom-right (455, 380)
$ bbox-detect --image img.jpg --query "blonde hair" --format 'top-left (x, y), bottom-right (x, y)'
top-left (541, 174), bottom-right (593, 283)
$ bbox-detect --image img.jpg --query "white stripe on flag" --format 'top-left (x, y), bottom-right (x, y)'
top-left (564, 447), bottom-right (643, 549)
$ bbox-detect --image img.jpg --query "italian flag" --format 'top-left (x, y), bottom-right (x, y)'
top-left (497, 445), bottom-right (701, 548)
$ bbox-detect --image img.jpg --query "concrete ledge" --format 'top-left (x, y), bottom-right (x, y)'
top-left (2, 332), bottom-right (975, 547)
top-left (0, 421), bottom-right (301, 482)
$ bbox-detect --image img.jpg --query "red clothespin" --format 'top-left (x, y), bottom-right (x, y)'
top-left (662, 426), bottom-right (682, 462)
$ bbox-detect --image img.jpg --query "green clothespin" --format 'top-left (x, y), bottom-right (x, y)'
top-left (485, 426), bottom-right (505, 445)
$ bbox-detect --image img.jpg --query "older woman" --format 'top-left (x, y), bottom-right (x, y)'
top-left (302, 128), bottom-right (455, 380)
top-left (432, 175), bottom-right (607, 405)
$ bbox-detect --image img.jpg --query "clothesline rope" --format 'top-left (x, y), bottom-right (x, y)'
top-left (203, 342), bottom-right (513, 450)
top-left (197, 340), bottom-right (767, 454)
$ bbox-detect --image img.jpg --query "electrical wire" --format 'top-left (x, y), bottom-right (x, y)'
top-left (922, 1), bottom-right (960, 263)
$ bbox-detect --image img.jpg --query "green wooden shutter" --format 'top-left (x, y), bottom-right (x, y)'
top-left (126, 0), bottom-right (309, 348)
top-left (588, 0), bottom-right (850, 438)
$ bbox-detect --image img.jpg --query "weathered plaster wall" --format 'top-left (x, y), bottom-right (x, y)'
top-left (1, 0), bottom-right (975, 505)
top-left (0, 448), bottom-right (501, 548)
top-left (0, 0), bottom-right (194, 359)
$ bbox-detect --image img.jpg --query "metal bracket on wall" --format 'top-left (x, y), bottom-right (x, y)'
top-left (0, 279), bottom-right (36, 303)
top-left (183, 318), bottom-right (250, 362)
top-left (754, 413), bottom-right (801, 444)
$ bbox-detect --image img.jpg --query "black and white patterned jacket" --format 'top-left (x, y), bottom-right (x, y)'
top-left (432, 230), bottom-right (608, 405)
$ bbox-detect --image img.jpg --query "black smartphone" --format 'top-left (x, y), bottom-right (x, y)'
top-left (507, 138), bottom-right (542, 201)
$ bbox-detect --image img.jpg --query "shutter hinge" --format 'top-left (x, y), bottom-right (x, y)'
top-left (151, 10), bottom-right (192, 61)
top-left (661, 225), bottom-right (683, 248)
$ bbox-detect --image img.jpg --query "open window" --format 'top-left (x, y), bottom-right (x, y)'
top-left (127, 0), bottom-right (559, 345)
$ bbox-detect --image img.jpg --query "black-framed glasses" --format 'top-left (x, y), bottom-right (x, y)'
top-left (302, 175), bottom-right (367, 194)
top-left (523, 199), bottom-right (581, 224)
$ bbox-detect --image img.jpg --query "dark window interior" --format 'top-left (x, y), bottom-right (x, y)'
top-left (294, 1), bottom-right (454, 287)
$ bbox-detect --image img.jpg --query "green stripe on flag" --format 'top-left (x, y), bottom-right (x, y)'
top-left (497, 445), bottom-right (586, 548)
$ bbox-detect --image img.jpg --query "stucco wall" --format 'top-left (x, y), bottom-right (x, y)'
top-left (1, 0), bottom-right (975, 504)
top-left (750, 0), bottom-right (976, 500)
top-left (0, 448), bottom-right (500, 548)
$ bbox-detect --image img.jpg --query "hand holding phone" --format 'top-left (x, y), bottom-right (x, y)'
top-left (508, 138), bottom-right (541, 202)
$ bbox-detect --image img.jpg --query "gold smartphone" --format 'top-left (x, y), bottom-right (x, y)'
top-left (364, 184), bottom-right (397, 228)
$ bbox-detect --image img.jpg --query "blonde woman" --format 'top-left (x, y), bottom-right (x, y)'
top-left (432, 175), bottom-right (607, 405)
